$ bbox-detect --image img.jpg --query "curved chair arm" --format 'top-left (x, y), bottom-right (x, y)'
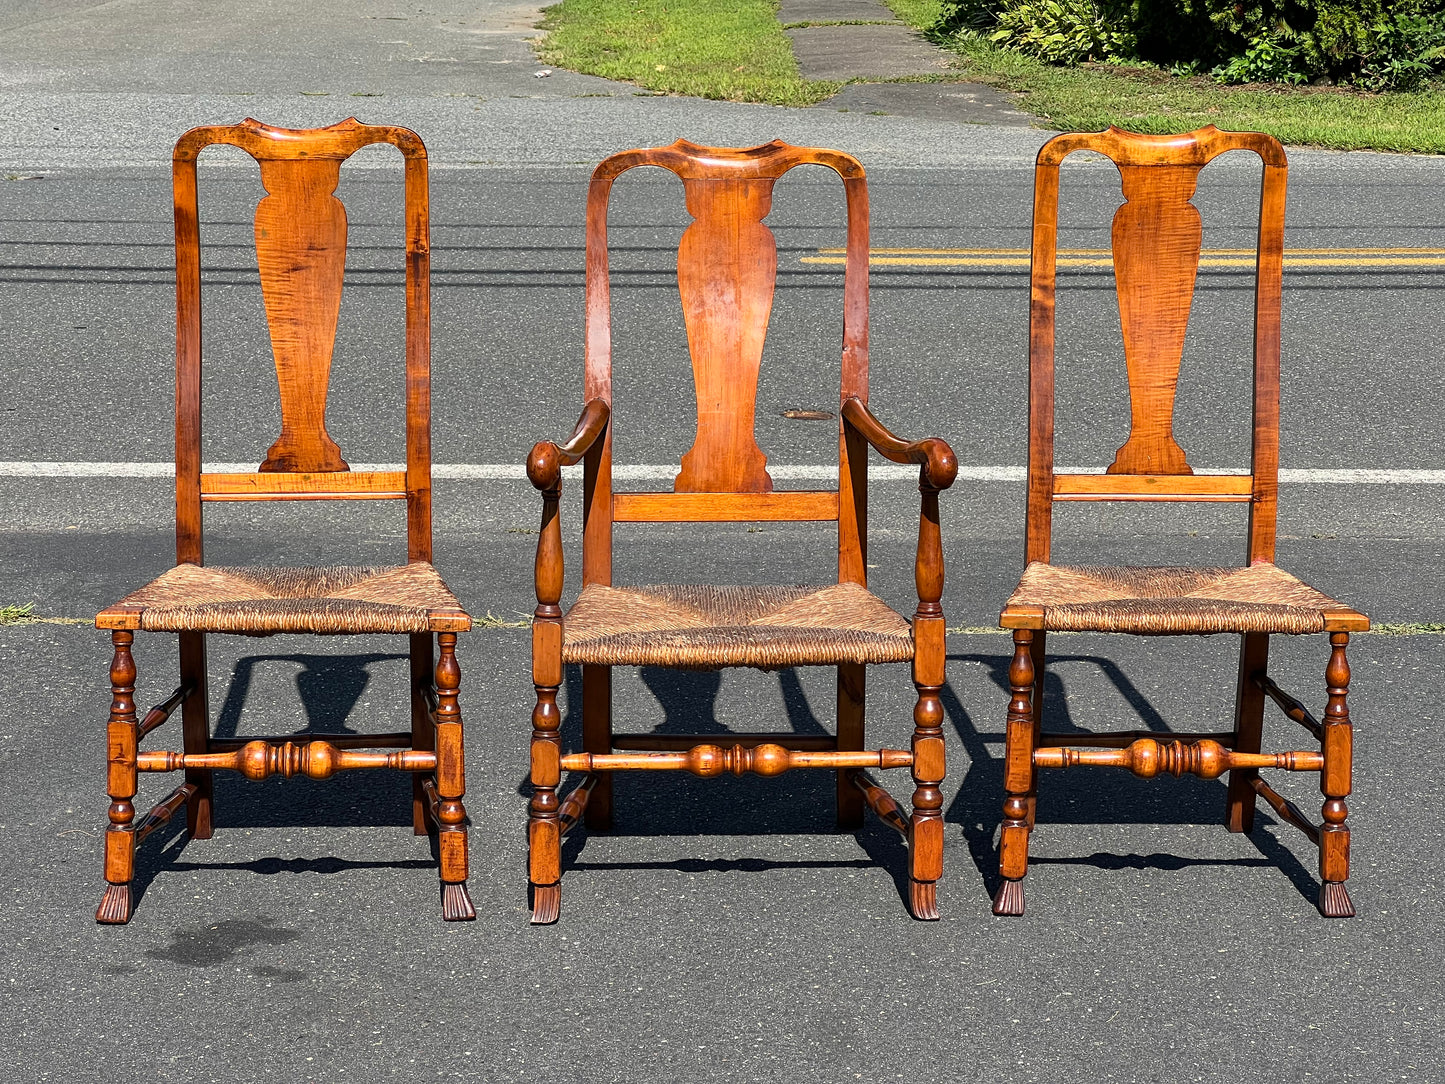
top-left (841, 397), bottom-right (957, 491)
top-left (841, 398), bottom-right (953, 690)
top-left (527, 399), bottom-right (611, 492)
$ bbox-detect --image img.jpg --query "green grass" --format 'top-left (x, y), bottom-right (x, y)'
top-left (949, 38), bottom-right (1445, 153)
top-left (880, 0), bottom-right (948, 31)
top-left (0, 603), bottom-right (34, 625)
top-left (875, 0), bottom-right (1445, 153)
top-left (537, 0), bottom-right (840, 105)
top-left (474, 611), bottom-right (532, 629)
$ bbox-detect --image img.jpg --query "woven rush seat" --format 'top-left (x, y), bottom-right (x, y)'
top-left (562, 583), bottom-right (914, 669)
top-left (99, 563), bottom-right (470, 635)
top-left (1005, 562), bottom-right (1352, 635)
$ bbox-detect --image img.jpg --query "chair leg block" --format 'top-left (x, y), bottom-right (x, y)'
top-left (441, 881), bottom-right (476, 922)
top-left (992, 878), bottom-right (1025, 917)
top-left (96, 882), bottom-right (133, 925)
top-left (530, 883), bottom-right (561, 925)
top-left (1318, 880), bottom-right (1355, 919)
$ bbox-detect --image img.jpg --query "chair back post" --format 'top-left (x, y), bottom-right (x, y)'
top-left (173, 145), bottom-right (205, 567)
top-left (169, 117), bottom-right (432, 567)
top-left (1023, 125), bottom-right (1288, 568)
top-left (1024, 152), bottom-right (1062, 566)
top-left (837, 170), bottom-right (870, 586)
top-left (1248, 157), bottom-right (1288, 565)
top-left (580, 140), bottom-right (869, 587)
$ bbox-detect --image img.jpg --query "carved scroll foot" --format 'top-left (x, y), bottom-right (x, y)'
top-left (96, 882), bottom-right (133, 925)
top-left (441, 881), bottom-right (476, 922)
top-left (908, 879), bottom-right (939, 922)
top-left (530, 883), bottom-right (561, 925)
top-left (992, 878), bottom-right (1025, 917)
top-left (1318, 881), bottom-right (1355, 919)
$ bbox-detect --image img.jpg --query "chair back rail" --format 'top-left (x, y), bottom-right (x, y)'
top-left (579, 140), bottom-right (871, 586)
top-left (1024, 125), bottom-right (1286, 566)
top-left (171, 117), bottom-right (432, 564)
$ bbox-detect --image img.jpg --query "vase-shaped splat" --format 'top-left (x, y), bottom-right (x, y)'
top-left (674, 177), bottom-right (776, 493)
top-left (1107, 164), bottom-right (1203, 476)
top-left (255, 157), bottom-right (350, 473)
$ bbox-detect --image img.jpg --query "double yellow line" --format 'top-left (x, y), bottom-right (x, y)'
top-left (801, 247), bottom-right (1445, 269)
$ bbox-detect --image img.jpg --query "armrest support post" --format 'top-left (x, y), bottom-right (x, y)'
top-left (526, 398), bottom-right (610, 620)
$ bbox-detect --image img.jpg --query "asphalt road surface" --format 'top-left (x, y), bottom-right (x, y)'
top-left (1, 3), bottom-right (1442, 1083)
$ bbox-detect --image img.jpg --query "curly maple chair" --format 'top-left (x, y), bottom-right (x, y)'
top-left (94, 119), bottom-right (475, 924)
top-left (993, 126), bottom-right (1368, 919)
top-left (525, 140), bottom-right (957, 923)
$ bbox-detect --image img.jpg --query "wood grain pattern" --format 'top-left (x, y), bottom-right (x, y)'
top-left (1053, 473), bottom-right (1251, 500)
top-left (200, 470), bottom-right (406, 500)
top-left (254, 157), bottom-right (350, 472)
top-left (1107, 164), bottom-right (1203, 475)
top-left (526, 139), bottom-right (956, 923)
top-left (675, 177), bottom-right (777, 492)
top-left (610, 490), bottom-right (838, 522)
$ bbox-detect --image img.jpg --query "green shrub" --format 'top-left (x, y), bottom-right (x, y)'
top-left (936, 0), bottom-right (1445, 89)
top-left (986, 0), bottom-right (1138, 64)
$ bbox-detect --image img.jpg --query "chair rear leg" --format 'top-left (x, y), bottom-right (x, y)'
top-left (1226, 632), bottom-right (1270, 833)
top-left (836, 663), bottom-right (865, 831)
top-left (994, 630), bottom-right (1036, 916)
top-left (98, 631), bottom-right (139, 924)
top-left (582, 664), bottom-right (613, 831)
top-left (178, 631), bottom-right (213, 839)
top-left (410, 633), bottom-right (436, 835)
top-left (433, 633), bottom-right (475, 921)
top-left (1024, 631), bottom-right (1046, 829)
top-left (1318, 633), bottom-right (1355, 917)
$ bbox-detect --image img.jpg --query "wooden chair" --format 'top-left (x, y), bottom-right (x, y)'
top-left (94, 118), bottom-right (476, 924)
top-left (525, 140), bottom-right (958, 923)
top-left (994, 126), bottom-right (1368, 918)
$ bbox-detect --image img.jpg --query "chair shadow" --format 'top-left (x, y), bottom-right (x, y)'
top-left (944, 649), bottom-right (1319, 909)
top-left (128, 650), bottom-right (425, 910)
top-left (544, 664), bottom-right (913, 905)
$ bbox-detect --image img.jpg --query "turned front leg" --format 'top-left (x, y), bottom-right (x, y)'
top-left (1318, 632), bottom-right (1354, 918)
top-left (907, 479), bottom-right (946, 920)
top-left (529, 641), bottom-right (563, 924)
top-left (993, 629), bottom-right (1036, 916)
top-left (98, 630), bottom-right (139, 924)
top-left (529, 478), bottom-right (565, 924)
top-left (433, 633), bottom-right (475, 921)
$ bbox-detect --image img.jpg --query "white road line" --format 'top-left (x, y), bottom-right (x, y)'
top-left (1, 462), bottom-right (1444, 484)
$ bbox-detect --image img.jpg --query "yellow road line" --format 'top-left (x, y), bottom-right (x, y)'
top-left (802, 247), bottom-right (1445, 269)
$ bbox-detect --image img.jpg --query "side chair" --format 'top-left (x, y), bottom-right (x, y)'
top-left (525, 140), bottom-right (958, 923)
top-left (994, 126), bottom-right (1368, 918)
top-left (94, 118), bottom-right (476, 923)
